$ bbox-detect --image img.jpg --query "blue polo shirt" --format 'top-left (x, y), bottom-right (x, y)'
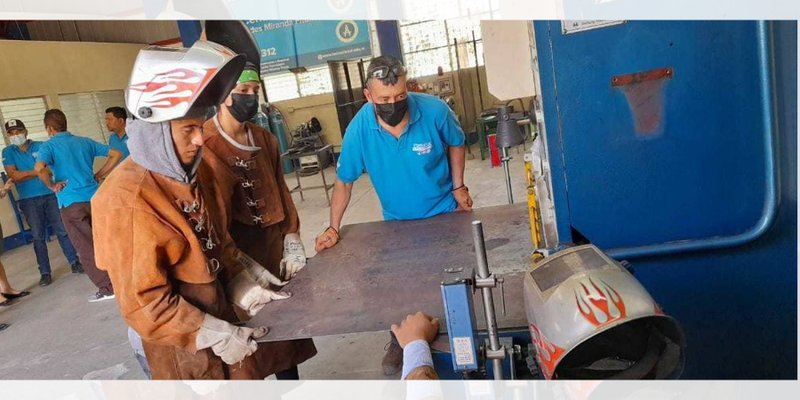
top-left (337, 92), bottom-right (465, 220)
top-left (108, 132), bottom-right (130, 161)
top-left (2, 140), bottom-right (54, 200)
top-left (35, 131), bottom-right (110, 208)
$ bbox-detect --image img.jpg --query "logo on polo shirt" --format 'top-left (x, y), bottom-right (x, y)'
top-left (412, 142), bottom-right (432, 155)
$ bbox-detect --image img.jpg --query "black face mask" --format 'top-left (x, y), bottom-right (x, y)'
top-left (374, 98), bottom-right (408, 127)
top-left (227, 93), bottom-right (259, 123)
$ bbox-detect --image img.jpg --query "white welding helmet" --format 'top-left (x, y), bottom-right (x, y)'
top-left (126, 40), bottom-right (245, 123)
top-left (523, 244), bottom-right (685, 379)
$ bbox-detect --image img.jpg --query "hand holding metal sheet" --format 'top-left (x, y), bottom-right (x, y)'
top-left (195, 314), bottom-right (269, 365)
top-left (237, 250), bottom-right (287, 288)
top-left (226, 271), bottom-right (291, 317)
top-left (281, 233), bottom-right (307, 280)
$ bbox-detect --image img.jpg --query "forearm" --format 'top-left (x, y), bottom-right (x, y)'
top-left (448, 146), bottom-right (466, 188)
top-left (36, 167), bottom-right (54, 189)
top-left (329, 180), bottom-right (353, 231)
top-left (95, 154), bottom-right (121, 180)
top-left (8, 169), bottom-right (37, 182)
top-left (402, 340), bottom-right (436, 380)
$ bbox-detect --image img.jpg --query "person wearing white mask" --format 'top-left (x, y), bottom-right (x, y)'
top-left (2, 119), bottom-right (82, 287)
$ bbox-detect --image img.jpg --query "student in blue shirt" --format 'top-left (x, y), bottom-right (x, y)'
top-left (313, 56), bottom-right (473, 375)
top-left (34, 109), bottom-right (122, 302)
top-left (105, 106), bottom-right (130, 161)
top-left (2, 119), bottom-right (82, 287)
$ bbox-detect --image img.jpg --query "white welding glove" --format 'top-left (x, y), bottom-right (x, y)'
top-left (226, 270), bottom-right (292, 317)
top-left (280, 233), bottom-right (307, 280)
top-left (236, 250), bottom-right (287, 289)
top-left (195, 314), bottom-right (269, 365)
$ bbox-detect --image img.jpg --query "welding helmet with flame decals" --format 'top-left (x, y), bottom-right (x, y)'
top-left (125, 40), bottom-right (245, 123)
top-left (523, 244), bottom-right (685, 379)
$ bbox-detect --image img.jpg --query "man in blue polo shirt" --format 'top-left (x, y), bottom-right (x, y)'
top-left (313, 55), bottom-right (473, 375)
top-left (34, 109), bottom-right (122, 302)
top-left (2, 119), bottom-right (82, 287)
top-left (105, 106), bottom-right (130, 161)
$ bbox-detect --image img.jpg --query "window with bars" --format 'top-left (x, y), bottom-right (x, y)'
top-left (0, 97), bottom-right (49, 153)
top-left (263, 72), bottom-right (301, 102)
top-left (58, 90), bottom-right (125, 144)
top-left (298, 66), bottom-right (335, 97)
top-left (399, 19), bottom-right (486, 79)
top-left (263, 65), bottom-right (353, 102)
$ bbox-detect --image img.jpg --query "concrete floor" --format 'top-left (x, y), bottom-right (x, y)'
top-left (0, 143), bottom-right (529, 380)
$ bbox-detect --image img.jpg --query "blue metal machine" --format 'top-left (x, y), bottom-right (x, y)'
top-left (434, 20), bottom-right (796, 380)
top-left (531, 20), bottom-right (797, 378)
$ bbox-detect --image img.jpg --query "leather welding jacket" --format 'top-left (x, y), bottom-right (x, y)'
top-left (92, 158), bottom-right (276, 379)
top-left (201, 117), bottom-right (316, 373)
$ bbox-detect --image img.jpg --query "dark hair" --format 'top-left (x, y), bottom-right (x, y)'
top-left (105, 106), bottom-right (128, 120)
top-left (43, 109), bottom-right (68, 132)
top-left (366, 55), bottom-right (406, 88)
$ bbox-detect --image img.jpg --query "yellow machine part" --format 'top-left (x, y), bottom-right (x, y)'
top-left (525, 159), bottom-right (544, 251)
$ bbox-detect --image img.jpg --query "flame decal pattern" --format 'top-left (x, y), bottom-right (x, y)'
top-left (529, 323), bottom-right (565, 379)
top-left (129, 67), bottom-right (218, 109)
top-left (574, 278), bottom-right (627, 327)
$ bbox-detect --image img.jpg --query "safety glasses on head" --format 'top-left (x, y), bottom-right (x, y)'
top-left (367, 64), bottom-right (407, 81)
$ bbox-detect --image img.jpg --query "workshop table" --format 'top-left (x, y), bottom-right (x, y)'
top-left (249, 203), bottom-right (534, 343)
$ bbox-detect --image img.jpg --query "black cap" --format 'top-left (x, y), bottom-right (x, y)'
top-left (3, 119), bottom-right (26, 132)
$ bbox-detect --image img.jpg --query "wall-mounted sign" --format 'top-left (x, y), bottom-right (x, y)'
top-left (245, 20), bottom-right (371, 74)
top-left (562, 20), bottom-right (625, 35)
top-left (245, 20), bottom-right (299, 74)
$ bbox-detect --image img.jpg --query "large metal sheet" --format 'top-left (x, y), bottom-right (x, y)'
top-left (249, 204), bottom-right (534, 342)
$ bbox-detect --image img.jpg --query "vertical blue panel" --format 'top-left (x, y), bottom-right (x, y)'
top-left (537, 21), bottom-right (772, 251)
top-left (177, 20), bottom-right (202, 47)
top-left (533, 20), bottom-right (797, 378)
top-left (375, 20), bottom-right (403, 61)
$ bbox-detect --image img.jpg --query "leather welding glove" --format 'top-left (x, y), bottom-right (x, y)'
top-left (236, 250), bottom-right (287, 289)
top-left (195, 314), bottom-right (268, 365)
top-left (226, 270), bottom-right (292, 317)
top-left (280, 233), bottom-right (307, 280)
top-left (453, 185), bottom-right (473, 211)
top-left (314, 226), bottom-right (340, 253)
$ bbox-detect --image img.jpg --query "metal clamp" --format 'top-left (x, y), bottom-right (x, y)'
top-left (228, 156), bottom-right (256, 170)
top-left (203, 237), bottom-right (216, 251)
top-left (245, 198), bottom-right (265, 208)
top-left (193, 215), bottom-right (206, 233)
top-left (240, 178), bottom-right (262, 189)
top-left (472, 220), bottom-right (506, 380)
top-left (207, 258), bottom-right (221, 274)
top-left (182, 201), bottom-right (199, 214)
top-left (474, 274), bottom-right (506, 316)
